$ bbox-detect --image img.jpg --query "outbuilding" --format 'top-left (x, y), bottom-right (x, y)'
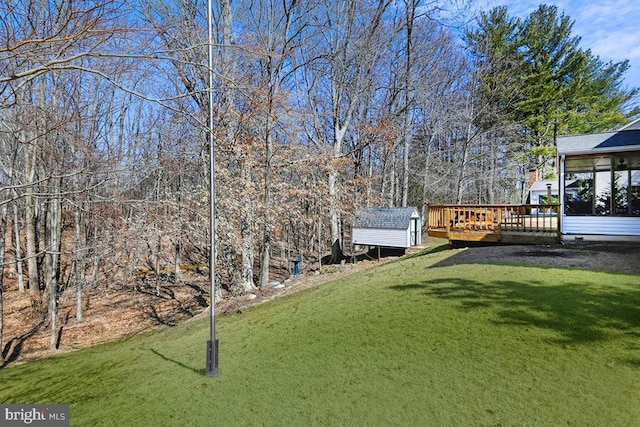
top-left (352, 207), bottom-right (421, 249)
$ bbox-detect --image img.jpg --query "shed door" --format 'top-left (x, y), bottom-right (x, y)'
top-left (410, 218), bottom-right (419, 246)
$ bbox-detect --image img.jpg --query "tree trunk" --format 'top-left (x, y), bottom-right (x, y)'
top-left (328, 170), bottom-right (343, 264)
top-left (173, 232), bottom-right (182, 284)
top-left (74, 203), bottom-right (84, 323)
top-left (328, 128), bottom-right (345, 264)
top-left (12, 201), bottom-right (25, 295)
top-left (388, 151), bottom-right (396, 207)
top-left (259, 129), bottom-right (273, 287)
top-left (487, 136), bottom-right (497, 204)
top-left (421, 133), bottom-right (435, 221)
top-left (401, 131), bottom-right (410, 207)
top-left (0, 195), bottom-right (8, 360)
top-left (456, 102), bottom-right (474, 204)
top-left (241, 211), bottom-right (255, 291)
top-left (155, 233), bottom-right (161, 297)
top-left (455, 139), bottom-right (470, 204)
top-left (46, 190), bottom-right (62, 353)
top-left (24, 140), bottom-right (39, 293)
top-left (366, 145), bottom-right (374, 204)
top-left (401, 0), bottom-right (416, 208)
top-left (240, 160), bottom-right (256, 292)
top-left (173, 174), bottom-right (183, 284)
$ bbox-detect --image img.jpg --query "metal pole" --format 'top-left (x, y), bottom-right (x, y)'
top-left (206, 0), bottom-right (219, 378)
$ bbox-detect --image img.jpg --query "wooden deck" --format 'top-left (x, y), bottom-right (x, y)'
top-left (427, 204), bottom-right (560, 244)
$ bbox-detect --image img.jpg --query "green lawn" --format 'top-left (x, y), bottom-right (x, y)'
top-left (1, 246), bottom-right (639, 426)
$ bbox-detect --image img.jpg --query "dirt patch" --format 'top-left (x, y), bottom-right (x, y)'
top-left (430, 242), bottom-right (640, 275)
top-left (1, 281), bottom-right (209, 366)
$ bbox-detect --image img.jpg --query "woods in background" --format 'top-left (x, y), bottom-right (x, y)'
top-left (0, 1), bottom-right (636, 353)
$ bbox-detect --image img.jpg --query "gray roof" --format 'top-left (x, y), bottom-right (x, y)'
top-left (618, 116), bottom-right (640, 130)
top-left (557, 129), bottom-right (640, 155)
top-left (354, 207), bottom-right (419, 230)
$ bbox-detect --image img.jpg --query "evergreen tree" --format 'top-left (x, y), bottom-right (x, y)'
top-left (467, 4), bottom-right (637, 175)
top-left (466, 6), bottom-right (521, 133)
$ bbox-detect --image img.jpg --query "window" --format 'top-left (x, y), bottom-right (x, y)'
top-left (539, 194), bottom-right (559, 205)
top-left (564, 153), bottom-right (640, 216)
top-left (565, 172), bottom-right (593, 215)
top-left (631, 170), bottom-right (640, 215)
top-left (614, 170), bottom-right (629, 214)
top-left (595, 171), bottom-right (611, 215)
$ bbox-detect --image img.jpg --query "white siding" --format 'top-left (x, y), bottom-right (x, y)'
top-left (560, 155), bottom-right (640, 238)
top-left (352, 228), bottom-right (409, 248)
top-left (530, 189), bottom-right (559, 204)
top-left (562, 216), bottom-right (640, 236)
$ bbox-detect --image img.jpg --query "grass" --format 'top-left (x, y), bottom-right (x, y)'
top-left (1, 246), bottom-right (639, 426)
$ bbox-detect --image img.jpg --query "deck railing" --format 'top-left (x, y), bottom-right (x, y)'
top-left (427, 204), bottom-right (560, 242)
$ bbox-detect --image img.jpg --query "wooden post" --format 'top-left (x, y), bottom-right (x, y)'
top-left (445, 207), bottom-right (451, 238)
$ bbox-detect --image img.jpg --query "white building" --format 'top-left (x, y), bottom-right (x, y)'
top-left (352, 207), bottom-right (421, 249)
top-left (557, 129), bottom-right (640, 241)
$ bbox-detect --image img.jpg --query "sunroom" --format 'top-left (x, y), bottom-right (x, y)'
top-left (557, 129), bottom-right (640, 241)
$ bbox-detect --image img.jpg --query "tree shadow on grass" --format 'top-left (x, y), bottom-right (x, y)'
top-left (150, 348), bottom-right (205, 376)
top-left (184, 282), bottom-right (208, 307)
top-left (388, 275), bottom-right (640, 350)
top-left (1, 320), bottom-right (46, 370)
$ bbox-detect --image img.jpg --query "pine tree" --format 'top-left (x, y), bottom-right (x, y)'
top-left (467, 4), bottom-right (637, 176)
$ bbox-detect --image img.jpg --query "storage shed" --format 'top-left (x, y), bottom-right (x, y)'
top-left (352, 207), bottom-right (421, 249)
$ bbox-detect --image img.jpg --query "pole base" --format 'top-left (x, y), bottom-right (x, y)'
top-left (206, 339), bottom-right (219, 377)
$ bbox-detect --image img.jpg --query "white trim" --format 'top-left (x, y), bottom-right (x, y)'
top-left (562, 234), bottom-right (640, 242)
top-left (559, 154), bottom-right (566, 234)
top-left (618, 117), bottom-right (640, 131)
top-left (558, 146), bottom-right (639, 156)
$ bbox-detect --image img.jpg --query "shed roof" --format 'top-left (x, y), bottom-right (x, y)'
top-left (354, 207), bottom-right (419, 230)
top-left (557, 129), bottom-right (640, 155)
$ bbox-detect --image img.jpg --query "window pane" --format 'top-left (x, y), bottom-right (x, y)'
top-left (540, 194), bottom-right (559, 204)
top-left (595, 171), bottom-right (611, 215)
top-left (565, 172), bottom-right (593, 215)
top-left (614, 170), bottom-right (629, 214)
top-left (632, 170), bottom-right (640, 216)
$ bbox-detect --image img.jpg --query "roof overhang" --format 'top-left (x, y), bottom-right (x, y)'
top-left (557, 129), bottom-right (640, 156)
top-left (559, 146), bottom-right (638, 156)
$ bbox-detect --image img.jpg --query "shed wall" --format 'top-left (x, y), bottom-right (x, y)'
top-left (352, 228), bottom-right (410, 248)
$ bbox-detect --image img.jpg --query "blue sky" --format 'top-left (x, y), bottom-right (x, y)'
top-left (476, 0), bottom-right (640, 90)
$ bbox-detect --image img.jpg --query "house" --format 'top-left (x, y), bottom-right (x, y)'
top-left (352, 207), bottom-right (421, 249)
top-left (426, 127), bottom-right (639, 245)
top-left (529, 179), bottom-right (559, 205)
top-left (528, 179), bottom-right (561, 216)
top-left (557, 128), bottom-right (640, 241)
